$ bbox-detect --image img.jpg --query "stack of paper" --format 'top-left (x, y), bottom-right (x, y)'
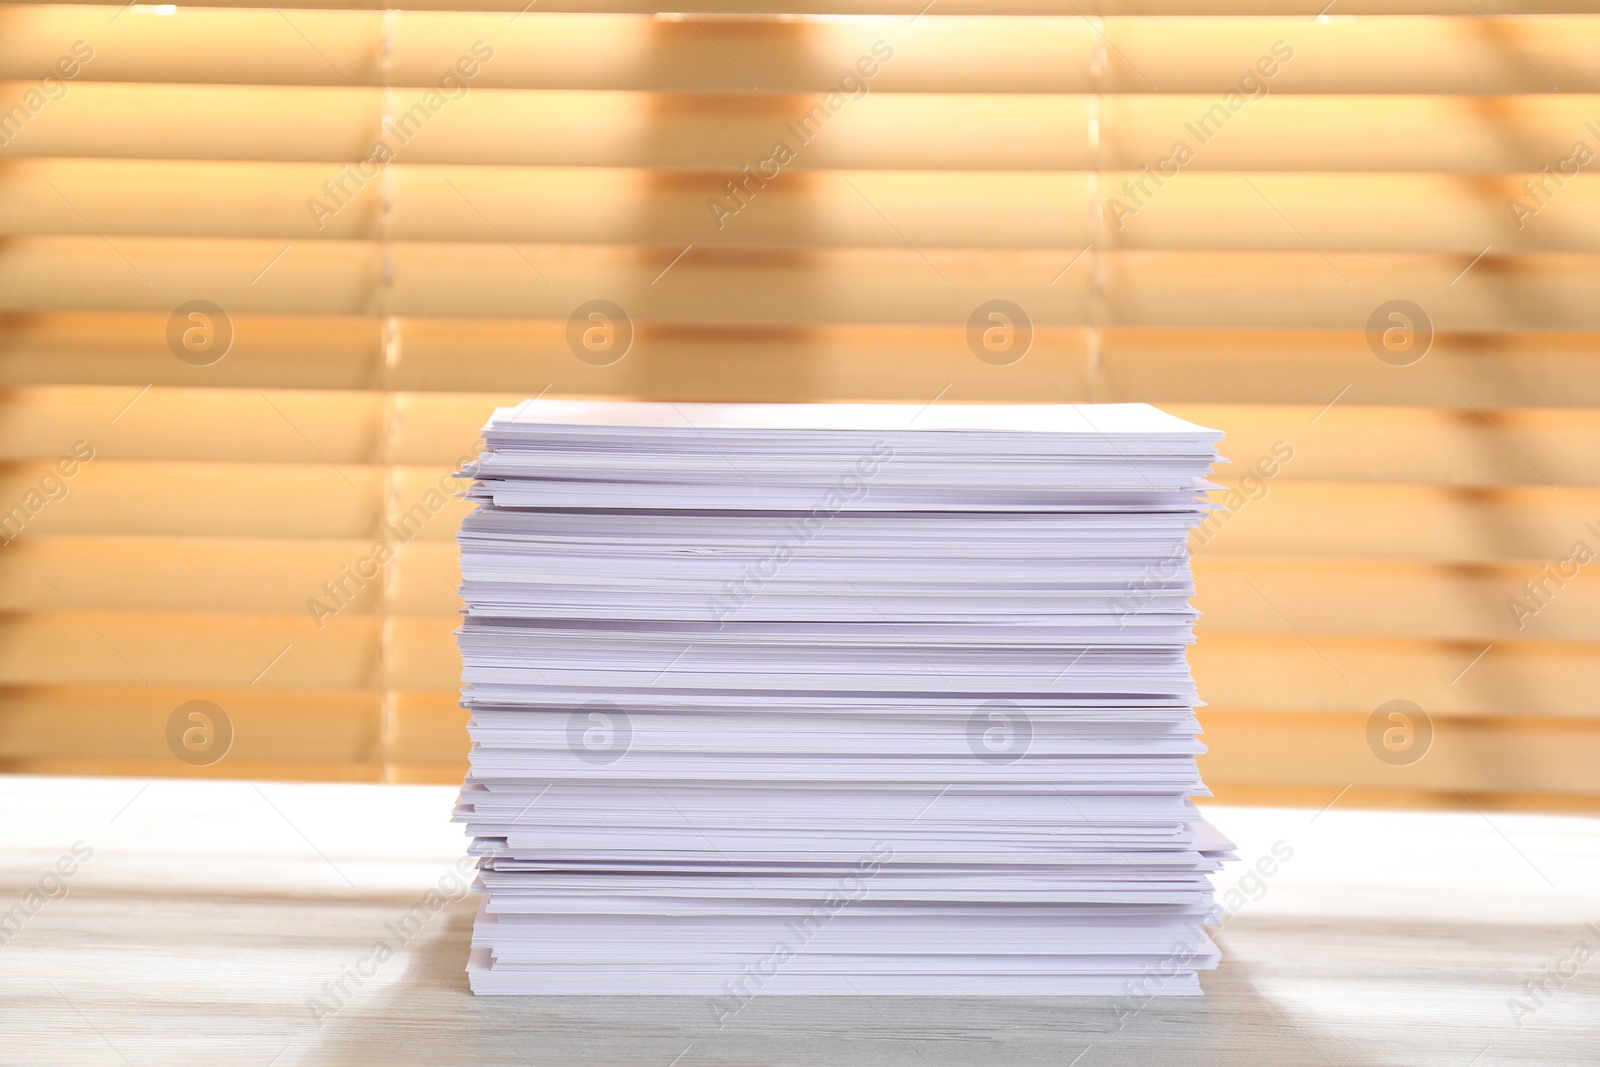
top-left (455, 399), bottom-right (1234, 997)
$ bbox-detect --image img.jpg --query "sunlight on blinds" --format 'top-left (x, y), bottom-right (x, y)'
top-left (0, 1), bottom-right (1596, 810)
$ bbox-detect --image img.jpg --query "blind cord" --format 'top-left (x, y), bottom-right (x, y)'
top-left (1087, 22), bottom-right (1106, 398)
top-left (378, 8), bottom-right (399, 782)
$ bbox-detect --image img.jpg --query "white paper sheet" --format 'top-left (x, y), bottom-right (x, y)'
top-left (454, 400), bottom-right (1230, 996)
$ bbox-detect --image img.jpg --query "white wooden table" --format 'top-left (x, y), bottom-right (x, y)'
top-left (1, 776), bottom-right (1596, 1066)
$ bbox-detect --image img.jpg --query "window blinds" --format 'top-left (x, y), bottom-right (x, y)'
top-left (0, 1), bottom-right (1596, 810)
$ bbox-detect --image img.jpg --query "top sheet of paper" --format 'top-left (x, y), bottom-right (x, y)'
top-left (488, 399), bottom-right (1222, 439)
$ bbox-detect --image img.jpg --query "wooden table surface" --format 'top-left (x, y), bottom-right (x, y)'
top-left (1, 776), bottom-right (1596, 1066)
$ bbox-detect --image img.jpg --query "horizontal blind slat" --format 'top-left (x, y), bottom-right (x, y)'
top-left (9, 238), bottom-right (1597, 331)
top-left (6, 388), bottom-right (1600, 485)
top-left (1195, 636), bottom-right (1600, 718)
top-left (1191, 558), bottom-right (1600, 642)
top-left (8, 315), bottom-right (1600, 409)
top-left (1199, 712), bottom-right (1600, 796)
top-left (0, 684), bottom-right (383, 762)
top-left (0, 611), bottom-right (381, 688)
top-left (7, 2), bottom-right (1589, 16)
top-left (8, 162), bottom-right (1600, 255)
top-left (0, 536), bottom-right (390, 614)
top-left (0, 460), bottom-right (387, 538)
top-left (10, 85), bottom-right (1599, 173)
top-left (7, 10), bottom-right (1599, 93)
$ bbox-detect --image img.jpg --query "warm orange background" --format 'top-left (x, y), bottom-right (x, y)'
top-left (1, 4), bottom-right (1596, 811)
